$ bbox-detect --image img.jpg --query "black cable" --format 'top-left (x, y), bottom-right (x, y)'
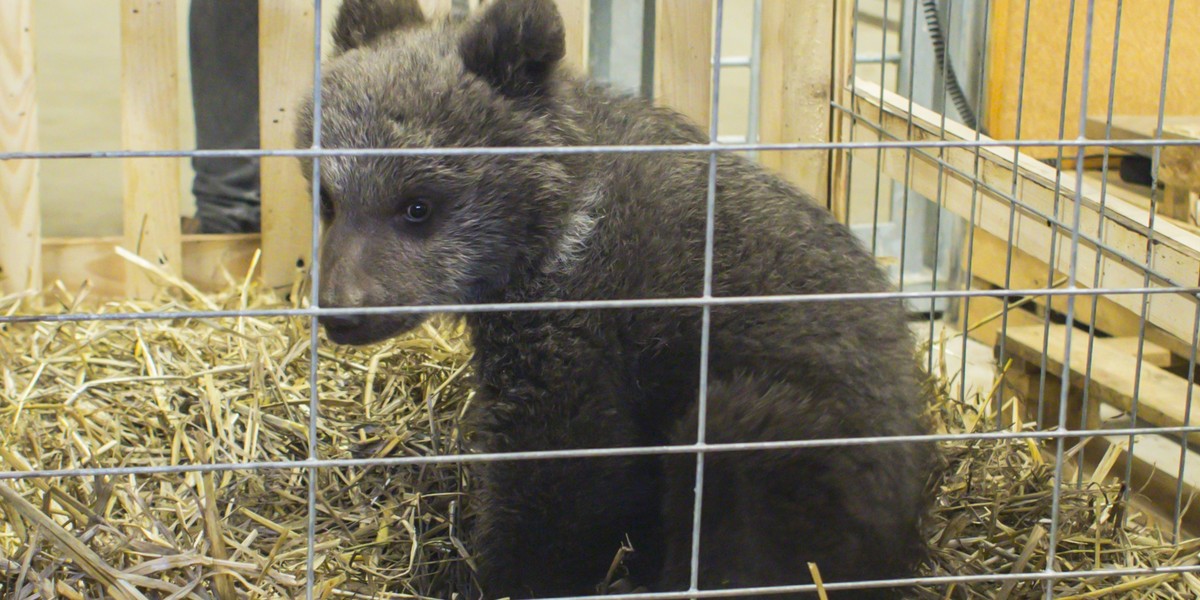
top-left (921, 0), bottom-right (980, 132)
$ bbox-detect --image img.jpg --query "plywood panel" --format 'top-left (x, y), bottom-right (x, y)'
top-left (987, 0), bottom-right (1200, 159)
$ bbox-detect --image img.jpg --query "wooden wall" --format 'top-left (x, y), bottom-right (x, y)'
top-left (987, 0), bottom-right (1200, 159)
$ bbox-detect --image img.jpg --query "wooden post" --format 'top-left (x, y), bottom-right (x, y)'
top-left (121, 0), bottom-right (182, 299)
top-left (827, 0), bottom-right (856, 218)
top-left (555, 0), bottom-right (590, 74)
top-left (0, 0), bottom-right (41, 295)
top-left (259, 0), bottom-right (316, 289)
top-left (759, 0), bottom-right (836, 206)
top-left (654, 0), bottom-right (714, 128)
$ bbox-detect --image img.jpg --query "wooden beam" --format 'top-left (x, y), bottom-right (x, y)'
top-left (42, 235), bottom-right (261, 299)
top-left (654, 0), bottom-right (713, 128)
top-left (0, 0), bottom-right (41, 295)
top-left (1002, 324), bottom-right (1200, 447)
top-left (260, 0), bottom-right (316, 290)
top-left (963, 227), bottom-right (1179, 351)
top-left (758, 0), bottom-right (835, 205)
top-left (827, 0), bottom-right (856, 218)
top-left (555, 0), bottom-right (589, 75)
top-left (850, 79), bottom-right (1200, 351)
top-left (120, 0), bottom-right (182, 299)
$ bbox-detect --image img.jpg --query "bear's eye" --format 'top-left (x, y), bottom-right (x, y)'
top-left (404, 200), bottom-right (432, 223)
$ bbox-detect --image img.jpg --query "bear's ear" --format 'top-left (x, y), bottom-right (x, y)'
top-left (332, 0), bottom-right (426, 54)
top-left (459, 0), bottom-right (566, 99)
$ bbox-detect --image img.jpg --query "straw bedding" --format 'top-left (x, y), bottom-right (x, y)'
top-left (1, 271), bottom-right (1197, 599)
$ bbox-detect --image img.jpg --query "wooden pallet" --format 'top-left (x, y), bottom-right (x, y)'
top-left (995, 323), bottom-right (1200, 535)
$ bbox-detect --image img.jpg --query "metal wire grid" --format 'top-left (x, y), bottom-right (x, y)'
top-left (2, 0), bottom-right (1200, 598)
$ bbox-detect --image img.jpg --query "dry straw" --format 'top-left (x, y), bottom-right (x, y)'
top-left (0, 255), bottom-right (1196, 598)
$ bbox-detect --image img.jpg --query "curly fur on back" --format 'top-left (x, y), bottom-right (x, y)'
top-left (296, 1), bottom-right (937, 597)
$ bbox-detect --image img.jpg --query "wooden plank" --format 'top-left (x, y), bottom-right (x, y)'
top-left (1092, 424), bottom-right (1200, 539)
top-left (120, 0), bottom-right (182, 299)
top-left (986, 0), bottom-right (1200, 161)
top-left (554, 0), bottom-right (589, 75)
top-left (260, 0), bottom-right (316, 289)
top-left (0, 0), bottom-right (41, 295)
top-left (1002, 324), bottom-right (1200, 446)
top-left (758, 0), bottom-right (834, 205)
top-left (826, 0), bottom-right (856, 218)
top-left (653, 0), bottom-right (714, 128)
top-left (1085, 115), bottom-right (1200, 222)
top-left (41, 235), bottom-right (260, 299)
top-left (969, 225), bottom-right (1196, 362)
top-left (956, 281), bottom-right (1043, 347)
top-left (850, 79), bottom-right (1200, 352)
top-left (1104, 337), bottom-right (1174, 369)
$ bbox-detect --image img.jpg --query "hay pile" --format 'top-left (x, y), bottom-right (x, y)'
top-left (1, 276), bottom-right (476, 599)
top-left (914, 371), bottom-right (1200, 599)
top-left (1, 273), bottom-right (1198, 599)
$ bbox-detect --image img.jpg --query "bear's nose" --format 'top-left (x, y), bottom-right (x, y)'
top-left (319, 313), bottom-right (363, 331)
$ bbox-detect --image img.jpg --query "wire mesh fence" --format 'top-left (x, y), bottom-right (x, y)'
top-left (2, 0), bottom-right (1200, 599)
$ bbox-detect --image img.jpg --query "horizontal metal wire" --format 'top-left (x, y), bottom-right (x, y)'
top-left (5, 424), bottom-right (1200, 482)
top-left (528, 564), bottom-right (1200, 600)
top-left (2, 136), bottom-right (1199, 161)
top-left (3, 285), bottom-right (1197, 325)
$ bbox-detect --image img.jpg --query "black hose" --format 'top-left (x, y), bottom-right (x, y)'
top-left (920, 0), bottom-right (980, 132)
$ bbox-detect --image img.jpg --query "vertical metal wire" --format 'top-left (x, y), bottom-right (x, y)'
top-left (897, 0), bottom-right (922, 294)
top-left (842, 0), bottom-right (862, 227)
top-left (1077, 0), bottom-right (1124, 488)
top-left (926, 0), bottom-right (955, 375)
top-left (869, 0), bottom-right (891, 257)
top-left (1035, 0), bottom-right (1080, 430)
top-left (1176, 300), bottom-right (1200, 539)
top-left (688, 0), bottom-right (725, 592)
top-left (957, 0), bottom-right (992, 407)
top-left (1044, 2), bottom-right (1097, 597)
top-left (1126, 0), bottom-right (1178, 517)
top-left (306, 1), bottom-right (325, 598)
top-left (994, 0), bottom-right (1034, 430)
top-left (746, 0), bottom-right (763, 147)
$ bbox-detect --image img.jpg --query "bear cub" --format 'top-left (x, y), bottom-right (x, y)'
top-left (296, 0), bottom-right (935, 597)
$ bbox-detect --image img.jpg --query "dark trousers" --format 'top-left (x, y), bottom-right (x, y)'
top-left (189, 0), bottom-right (261, 233)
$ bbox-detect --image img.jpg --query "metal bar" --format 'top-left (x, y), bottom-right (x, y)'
top-left (4, 137), bottom-right (1200, 161)
top-left (6, 422), bottom-right (1200, 482)
top-left (1078, 0), bottom-right (1125, 489)
top-left (7, 286), bottom-right (1196, 326)
top-left (995, 0), bottom-right (1036, 430)
top-left (1045, 1), bottom-right (1097, 596)
top-left (688, 0), bottom-right (724, 591)
top-left (305, 1), bottom-right (324, 598)
top-left (1127, 0), bottom-right (1179, 528)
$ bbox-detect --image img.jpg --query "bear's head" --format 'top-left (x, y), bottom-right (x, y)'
top-left (295, 0), bottom-right (575, 345)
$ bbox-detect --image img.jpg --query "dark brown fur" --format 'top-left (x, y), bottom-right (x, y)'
top-left (296, 1), bottom-right (935, 597)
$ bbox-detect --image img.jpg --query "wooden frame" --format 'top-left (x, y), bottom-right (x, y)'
top-left (0, 0), bottom-right (40, 296)
top-left (120, 0), bottom-right (182, 298)
top-left (850, 79), bottom-right (1200, 359)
